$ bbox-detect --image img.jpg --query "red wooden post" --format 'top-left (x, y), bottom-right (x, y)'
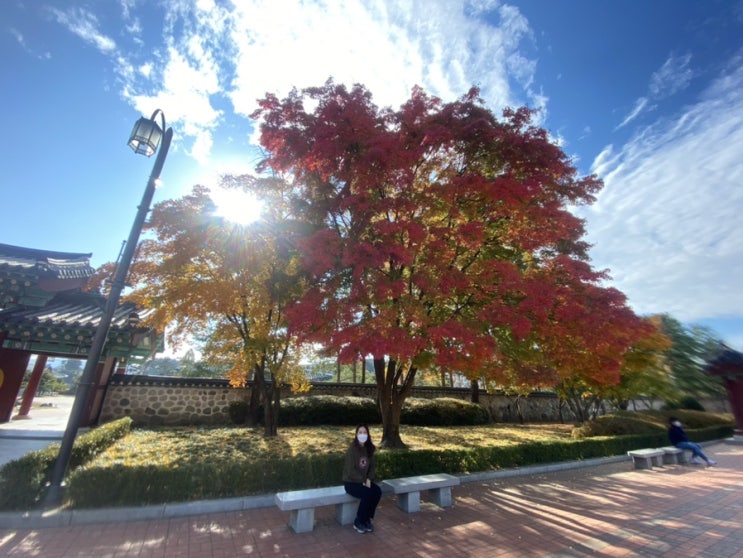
top-left (706, 348), bottom-right (743, 439)
top-left (17, 354), bottom-right (48, 417)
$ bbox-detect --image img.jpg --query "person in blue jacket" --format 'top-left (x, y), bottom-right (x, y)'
top-left (668, 417), bottom-right (717, 465)
top-left (343, 424), bottom-right (382, 533)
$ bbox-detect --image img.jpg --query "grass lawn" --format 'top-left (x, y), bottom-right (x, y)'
top-left (93, 423), bottom-right (577, 468)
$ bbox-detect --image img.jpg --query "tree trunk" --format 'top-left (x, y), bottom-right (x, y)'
top-left (263, 381), bottom-right (280, 437)
top-left (247, 366), bottom-right (263, 426)
top-left (374, 357), bottom-right (416, 448)
top-left (252, 362), bottom-right (280, 438)
top-left (470, 379), bottom-right (480, 403)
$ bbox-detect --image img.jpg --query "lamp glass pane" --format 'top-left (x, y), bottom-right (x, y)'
top-left (128, 117), bottom-right (163, 157)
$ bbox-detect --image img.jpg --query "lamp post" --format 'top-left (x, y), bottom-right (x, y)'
top-left (45, 110), bottom-right (173, 505)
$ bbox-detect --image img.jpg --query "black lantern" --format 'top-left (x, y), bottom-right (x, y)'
top-left (127, 110), bottom-right (166, 157)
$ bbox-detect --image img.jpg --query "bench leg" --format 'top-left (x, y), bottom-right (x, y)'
top-left (678, 450), bottom-right (691, 464)
top-left (289, 508), bottom-right (315, 533)
top-left (397, 491), bottom-right (421, 513)
top-left (632, 457), bottom-right (652, 470)
top-left (662, 453), bottom-right (679, 465)
top-left (651, 455), bottom-right (664, 467)
top-left (336, 501), bottom-right (357, 525)
top-left (429, 487), bottom-right (453, 508)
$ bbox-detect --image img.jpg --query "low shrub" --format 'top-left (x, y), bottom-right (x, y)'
top-left (664, 396), bottom-right (706, 412)
top-left (571, 412), bottom-right (665, 439)
top-left (401, 397), bottom-right (489, 426)
top-left (277, 395), bottom-right (489, 427)
top-left (0, 416), bottom-right (133, 510)
top-left (571, 410), bottom-right (733, 439)
top-left (279, 395), bottom-right (381, 426)
top-left (679, 396), bottom-right (706, 411)
top-left (228, 401), bottom-right (249, 425)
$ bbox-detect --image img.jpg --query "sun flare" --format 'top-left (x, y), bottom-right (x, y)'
top-left (211, 187), bottom-right (264, 226)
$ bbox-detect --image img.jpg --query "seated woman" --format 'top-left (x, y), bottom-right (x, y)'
top-left (668, 417), bottom-right (717, 466)
top-left (342, 424), bottom-right (382, 533)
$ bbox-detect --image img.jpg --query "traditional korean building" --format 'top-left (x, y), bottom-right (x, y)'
top-left (0, 243), bottom-right (162, 424)
top-left (706, 347), bottom-right (743, 440)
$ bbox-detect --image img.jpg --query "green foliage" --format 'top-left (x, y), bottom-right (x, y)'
top-left (659, 314), bottom-right (726, 399)
top-left (228, 401), bottom-right (250, 424)
top-left (664, 396), bottom-right (706, 412)
top-left (66, 454), bottom-right (347, 507)
top-left (571, 409), bottom-right (732, 439)
top-left (401, 397), bottom-right (489, 426)
top-left (65, 426), bottom-right (731, 508)
top-left (279, 395), bottom-right (380, 426)
top-left (0, 417), bottom-right (132, 510)
top-left (275, 395), bottom-right (490, 426)
top-left (0, 448), bottom-right (55, 511)
top-left (571, 412), bottom-right (666, 439)
top-left (22, 369), bottom-right (69, 394)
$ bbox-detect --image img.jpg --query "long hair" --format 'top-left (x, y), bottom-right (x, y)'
top-left (354, 423), bottom-right (376, 457)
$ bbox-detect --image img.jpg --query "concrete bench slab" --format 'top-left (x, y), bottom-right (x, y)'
top-left (658, 446), bottom-right (688, 465)
top-left (382, 473), bottom-right (460, 513)
top-left (274, 486), bottom-right (357, 533)
top-left (627, 449), bottom-right (665, 470)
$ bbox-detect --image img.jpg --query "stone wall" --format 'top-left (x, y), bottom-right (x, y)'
top-left (99, 375), bottom-right (575, 426)
top-left (99, 376), bottom-right (248, 426)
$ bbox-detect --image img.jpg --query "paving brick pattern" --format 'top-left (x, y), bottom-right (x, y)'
top-left (1, 442), bottom-right (742, 557)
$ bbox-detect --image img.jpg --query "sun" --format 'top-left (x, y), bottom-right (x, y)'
top-left (210, 186), bottom-right (264, 226)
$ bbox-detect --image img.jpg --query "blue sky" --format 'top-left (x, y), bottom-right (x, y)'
top-left (2, 0), bottom-right (742, 351)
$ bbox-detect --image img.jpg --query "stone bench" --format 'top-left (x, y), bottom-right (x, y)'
top-left (659, 446), bottom-right (691, 465)
top-left (381, 473), bottom-right (460, 513)
top-left (274, 486), bottom-right (357, 533)
top-left (627, 448), bottom-right (665, 469)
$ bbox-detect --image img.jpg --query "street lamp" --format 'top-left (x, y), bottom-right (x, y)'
top-left (45, 110), bottom-right (173, 505)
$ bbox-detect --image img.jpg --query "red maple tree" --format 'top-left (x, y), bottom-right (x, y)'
top-left (253, 81), bottom-right (646, 447)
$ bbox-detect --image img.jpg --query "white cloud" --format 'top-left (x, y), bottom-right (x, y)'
top-left (49, 7), bottom-right (116, 53)
top-left (584, 58), bottom-right (743, 322)
top-left (617, 53), bottom-right (693, 129)
top-left (104, 0), bottom-right (538, 163)
top-left (649, 53), bottom-right (693, 98)
top-left (226, 0), bottom-right (535, 121)
top-left (616, 97), bottom-right (649, 130)
top-left (122, 36), bottom-right (224, 164)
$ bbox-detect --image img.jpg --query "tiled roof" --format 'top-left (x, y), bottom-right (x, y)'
top-left (0, 292), bottom-right (154, 330)
top-left (706, 347), bottom-right (743, 375)
top-left (0, 243), bottom-right (94, 280)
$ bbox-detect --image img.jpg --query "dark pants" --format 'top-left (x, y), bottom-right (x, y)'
top-left (344, 481), bottom-right (382, 523)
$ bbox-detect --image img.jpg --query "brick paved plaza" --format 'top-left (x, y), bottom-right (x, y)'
top-left (1, 440), bottom-right (742, 557)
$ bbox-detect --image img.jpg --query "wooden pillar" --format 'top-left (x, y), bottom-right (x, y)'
top-left (706, 349), bottom-right (743, 439)
top-left (0, 334), bottom-right (32, 423)
top-left (720, 376), bottom-right (743, 438)
top-left (16, 354), bottom-right (48, 417)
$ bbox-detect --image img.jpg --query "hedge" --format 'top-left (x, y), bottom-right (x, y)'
top-left (0, 417), bottom-right (133, 510)
top-left (63, 425), bottom-right (732, 509)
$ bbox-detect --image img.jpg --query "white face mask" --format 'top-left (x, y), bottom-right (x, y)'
top-left (357, 433), bottom-right (368, 444)
top-left (673, 421), bottom-right (682, 427)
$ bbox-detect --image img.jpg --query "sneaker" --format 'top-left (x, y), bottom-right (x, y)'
top-left (707, 460), bottom-right (717, 466)
top-left (353, 519), bottom-right (366, 534)
top-left (690, 457), bottom-right (704, 464)
top-left (364, 520), bottom-right (374, 533)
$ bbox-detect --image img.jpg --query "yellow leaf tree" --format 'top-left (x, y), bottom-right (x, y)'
top-left (126, 183), bottom-right (308, 437)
